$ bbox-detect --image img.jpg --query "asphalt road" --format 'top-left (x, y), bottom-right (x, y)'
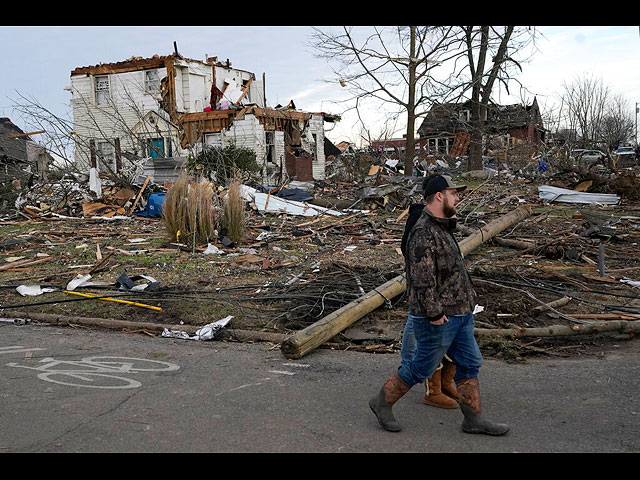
top-left (1, 321), bottom-right (638, 453)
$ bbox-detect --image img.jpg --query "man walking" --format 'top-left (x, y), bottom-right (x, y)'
top-left (369, 174), bottom-right (509, 436)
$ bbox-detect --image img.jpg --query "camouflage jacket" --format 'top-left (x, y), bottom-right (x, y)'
top-left (404, 206), bottom-right (476, 320)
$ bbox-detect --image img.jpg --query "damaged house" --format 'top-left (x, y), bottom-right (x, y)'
top-left (67, 52), bottom-right (339, 184)
top-left (1, 118), bottom-right (52, 209)
top-left (417, 98), bottom-right (546, 161)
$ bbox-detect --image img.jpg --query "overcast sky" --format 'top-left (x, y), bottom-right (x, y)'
top-left (1, 25), bottom-right (639, 146)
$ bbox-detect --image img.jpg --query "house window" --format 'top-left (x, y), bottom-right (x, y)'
top-left (205, 133), bottom-right (222, 148)
top-left (145, 70), bottom-right (160, 94)
top-left (458, 109), bottom-right (488, 122)
top-left (95, 75), bottom-right (110, 105)
top-left (96, 140), bottom-right (115, 170)
top-left (265, 131), bottom-right (275, 163)
top-left (312, 133), bottom-right (319, 161)
top-left (146, 138), bottom-right (166, 158)
top-left (437, 138), bottom-right (449, 154)
top-left (427, 137), bottom-right (454, 154)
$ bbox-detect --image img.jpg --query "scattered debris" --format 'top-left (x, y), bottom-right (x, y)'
top-left (2, 142), bottom-right (640, 360)
top-left (538, 185), bottom-right (620, 205)
top-left (16, 285), bottom-right (56, 296)
top-left (161, 315), bottom-right (233, 341)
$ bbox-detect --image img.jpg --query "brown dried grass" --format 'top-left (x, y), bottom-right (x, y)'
top-left (163, 172), bottom-right (219, 245)
top-left (223, 177), bottom-right (247, 243)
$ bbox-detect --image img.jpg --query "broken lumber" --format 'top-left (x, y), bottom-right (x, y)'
top-left (0, 256), bottom-right (54, 271)
top-left (128, 176), bottom-right (151, 215)
top-left (280, 205), bottom-right (533, 359)
top-left (531, 296), bottom-right (572, 313)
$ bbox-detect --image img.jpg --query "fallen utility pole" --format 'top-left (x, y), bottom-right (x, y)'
top-left (281, 205), bottom-right (533, 359)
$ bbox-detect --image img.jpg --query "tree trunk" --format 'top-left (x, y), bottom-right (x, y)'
top-left (467, 122), bottom-right (484, 171)
top-left (404, 26), bottom-right (417, 177)
top-left (466, 26), bottom-right (514, 172)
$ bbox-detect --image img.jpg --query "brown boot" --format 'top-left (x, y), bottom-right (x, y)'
top-left (440, 360), bottom-right (459, 401)
top-left (424, 368), bottom-right (459, 409)
top-left (369, 373), bottom-right (411, 432)
top-left (456, 377), bottom-right (509, 436)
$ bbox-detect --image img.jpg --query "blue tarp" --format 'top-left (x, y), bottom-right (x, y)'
top-left (134, 192), bottom-right (166, 218)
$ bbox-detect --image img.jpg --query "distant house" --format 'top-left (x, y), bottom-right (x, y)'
top-left (0, 117), bottom-right (51, 189)
top-left (370, 137), bottom-right (429, 159)
top-left (417, 98), bottom-right (546, 156)
top-left (67, 52), bottom-right (339, 183)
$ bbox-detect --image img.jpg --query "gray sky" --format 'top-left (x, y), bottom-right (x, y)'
top-left (1, 25), bottom-right (639, 146)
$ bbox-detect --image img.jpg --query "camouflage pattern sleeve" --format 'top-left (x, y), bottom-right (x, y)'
top-left (406, 228), bottom-right (444, 320)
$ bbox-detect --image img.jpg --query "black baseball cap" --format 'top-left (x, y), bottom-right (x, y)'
top-left (423, 175), bottom-right (467, 196)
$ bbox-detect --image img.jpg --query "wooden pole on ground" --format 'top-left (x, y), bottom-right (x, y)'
top-left (280, 205), bottom-right (533, 359)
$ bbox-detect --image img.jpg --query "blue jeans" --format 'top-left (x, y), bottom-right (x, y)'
top-left (398, 312), bottom-right (483, 387)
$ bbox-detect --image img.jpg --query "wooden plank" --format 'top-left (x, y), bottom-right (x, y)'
top-left (128, 176), bottom-right (151, 215)
top-left (449, 132), bottom-right (470, 157)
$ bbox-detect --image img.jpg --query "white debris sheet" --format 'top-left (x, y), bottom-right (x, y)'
top-left (16, 285), bottom-right (57, 296)
top-left (65, 274), bottom-right (110, 291)
top-left (538, 186), bottom-right (620, 205)
top-left (620, 278), bottom-right (640, 289)
top-left (239, 185), bottom-right (344, 217)
top-left (161, 316), bottom-right (233, 341)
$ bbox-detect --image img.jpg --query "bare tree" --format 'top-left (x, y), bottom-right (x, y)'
top-left (596, 93), bottom-right (635, 152)
top-left (9, 91), bottom-right (77, 173)
top-left (446, 26), bottom-right (539, 170)
top-left (310, 26), bottom-right (538, 174)
top-left (559, 74), bottom-right (611, 149)
top-left (310, 26), bottom-right (460, 176)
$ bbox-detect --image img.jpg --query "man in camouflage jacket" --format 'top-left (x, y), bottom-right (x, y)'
top-left (369, 174), bottom-right (510, 436)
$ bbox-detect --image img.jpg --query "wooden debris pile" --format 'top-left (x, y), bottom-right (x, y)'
top-left (4, 173), bottom-right (162, 221)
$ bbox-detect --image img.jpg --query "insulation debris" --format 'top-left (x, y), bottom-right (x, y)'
top-left (161, 315), bottom-right (233, 341)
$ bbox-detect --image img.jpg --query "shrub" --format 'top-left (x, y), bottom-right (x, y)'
top-left (186, 144), bottom-right (261, 184)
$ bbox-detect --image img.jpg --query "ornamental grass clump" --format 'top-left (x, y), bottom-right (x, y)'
top-left (222, 177), bottom-right (247, 243)
top-left (163, 172), bottom-right (219, 246)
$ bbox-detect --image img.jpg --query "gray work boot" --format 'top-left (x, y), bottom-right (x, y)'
top-left (456, 377), bottom-right (510, 436)
top-left (369, 373), bottom-right (411, 432)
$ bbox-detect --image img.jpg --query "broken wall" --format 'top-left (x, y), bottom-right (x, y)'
top-left (70, 66), bottom-right (174, 172)
top-left (303, 114), bottom-right (326, 181)
top-left (221, 115), bottom-right (286, 184)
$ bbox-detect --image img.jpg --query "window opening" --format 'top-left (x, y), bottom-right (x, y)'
top-left (266, 131), bottom-right (275, 163)
top-left (145, 70), bottom-right (160, 94)
top-left (96, 140), bottom-right (115, 170)
top-left (95, 76), bottom-right (110, 105)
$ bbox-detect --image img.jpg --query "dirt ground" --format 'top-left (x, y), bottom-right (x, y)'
top-left (2, 171), bottom-right (640, 362)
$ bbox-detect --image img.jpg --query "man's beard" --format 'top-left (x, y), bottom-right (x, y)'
top-left (443, 198), bottom-right (457, 218)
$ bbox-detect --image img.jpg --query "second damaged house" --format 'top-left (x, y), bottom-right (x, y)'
top-left (417, 98), bottom-right (546, 164)
top-left (67, 52), bottom-right (340, 184)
